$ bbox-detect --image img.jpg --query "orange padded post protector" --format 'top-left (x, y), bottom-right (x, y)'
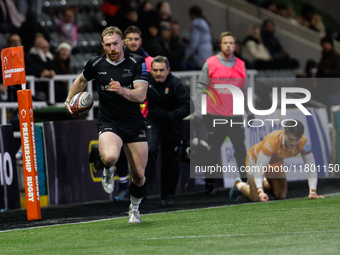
top-left (1, 46), bottom-right (26, 87)
top-left (17, 89), bottom-right (41, 220)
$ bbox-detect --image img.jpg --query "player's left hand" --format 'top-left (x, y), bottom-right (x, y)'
top-left (308, 193), bottom-right (325, 199)
top-left (109, 78), bottom-right (123, 94)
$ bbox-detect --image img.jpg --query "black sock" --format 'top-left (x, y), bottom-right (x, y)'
top-left (129, 181), bottom-right (146, 199)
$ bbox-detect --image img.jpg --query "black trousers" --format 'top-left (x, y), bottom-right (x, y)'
top-left (145, 123), bottom-right (182, 199)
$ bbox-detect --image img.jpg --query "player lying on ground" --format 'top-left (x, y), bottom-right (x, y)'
top-left (230, 120), bottom-right (325, 202)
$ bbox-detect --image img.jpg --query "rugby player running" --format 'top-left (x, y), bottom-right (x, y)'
top-left (65, 26), bottom-right (148, 223)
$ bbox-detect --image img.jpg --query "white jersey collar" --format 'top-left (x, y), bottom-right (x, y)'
top-left (105, 57), bottom-right (126, 66)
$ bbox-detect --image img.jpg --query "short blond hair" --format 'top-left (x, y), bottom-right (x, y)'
top-left (219, 31), bottom-right (236, 44)
top-left (101, 26), bottom-right (124, 42)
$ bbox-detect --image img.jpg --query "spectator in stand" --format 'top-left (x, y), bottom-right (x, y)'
top-left (262, 0), bottom-right (278, 14)
top-left (0, 74), bottom-right (10, 122)
top-left (143, 11), bottom-right (161, 57)
top-left (0, 32), bottom-right (48, 131)
top-left (7, 34), bottom-right (54, 80)
top-left (243, 24), bottom-right (272, 69)
top-left (296, 4), bottom-right (326, 36)
top-left (6, 32), bottom-right (21, 47)
top-left (13, 0), bottom-right (42, 19)
top-left (53, 42), bottom-right (72, 75)
top-left (116, 7), bottom-right (140, 34)
top-left (148, 21), bottom-right (185, 71)
top-left (0, 0), bottom-right (24, 33)
top-left (277, 4), bottom-right (299, 26)
top-left (234, 41), bottom-right (253, 69)
top-left (57, 8), bottom-right (78, 47)
top-left (169, 19), bottom-right (185, 71)
top-left (184, 5), bottom-right (213, 70)
top-left (139, 0), bottom-right (154, 13)
top-left (137, 0), bottom-right (154, 36)
top-left (313, 36), bottom-right (340, 110)
top-left (317, 36), bottom-right (340, 78)
top-left (150, 24), bottom-right (171, 57)
top-left (3, 34), bottom-right (55, 102)
top-left (28, 36), bottom-right (69, 101)
top-left (0, 83), bottom-right (8, 102)
top-left (18, 10), bottom-right (50, 54)
top-left (261, 19), bottom-right (299, 69)
top-left (28, 36), bottom-right (56, 77)
top-left (52, 42), bottom-right (72, 101)
top-left (100, 0), bottom-right (133, 27)
top-left (156, 1), bottom-right (172, 27)
top-left (304, 59), bottom-right (318, 78)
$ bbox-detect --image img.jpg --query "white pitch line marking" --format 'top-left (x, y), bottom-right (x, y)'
top-left (0, 192), bottom-right (339, 233)
top-left (143, 229), bottom-right (340, 240)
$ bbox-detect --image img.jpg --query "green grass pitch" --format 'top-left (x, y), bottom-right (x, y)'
top-left (1, 194), bottom-right (339, 255)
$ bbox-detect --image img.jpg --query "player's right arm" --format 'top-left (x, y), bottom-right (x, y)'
top-left (302, 153), bottom-right (325, 199)
top-left (254, 151), bottom-right (271, 202)
top-left (64, 73), bottom-right (88, 114)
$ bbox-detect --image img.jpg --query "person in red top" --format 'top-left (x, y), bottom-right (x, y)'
top-left (194, 31), bottom-right (248, 193)
top-left (229, 120), bottom-right (325, 202)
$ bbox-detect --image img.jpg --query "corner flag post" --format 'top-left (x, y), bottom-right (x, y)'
top-left (1, 46), bottom-right (41, 220)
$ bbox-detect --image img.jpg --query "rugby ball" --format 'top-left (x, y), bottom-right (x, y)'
top-left (70, 91), bottom-right (93, 116)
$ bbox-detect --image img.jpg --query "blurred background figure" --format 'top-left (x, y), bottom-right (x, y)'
top-left (27, 36), bottom-right (57, 101)
top-left (18, 10), bottom-right (50, 54)
top-left (57, 8), bottom-right (78, 47)
top-left (317, 35), bottom-right (340, 78)
top-left (242, 24), bottom-right (272, 70)
top-left (234, 41), bottom-right (253, 69)
top-left (151, 23), bottom-right (171, 57)
top-left (143, 10), bottom-right (161, 57)
top-left (262, 0), bottom-right (278, 14)
top-left (169, 19), bottom-right (185, 71)
top-left (296, 4), bottom-right (326, 36)
top-left (0, 0), bottom-right (24, 33)
top-left (183, 5), bottom-right (213, 70)
top-left (28, 36), bottom-right (56, 77)
top-left (100, 0), bottom-right (134, 31)
top-left (308, 36), bottom-right (340, 114)
top-left (7, 33), bottom-right (54, 80)
top-left (148, 20), bottom-right (185, 71)
top-left (13, 0), bottom-right (42, 18)
top-left (156, 1), bottom-right (172, 27)
top-left (276, 3), bottom-right (299, 26)
top-left (52, 42), bottom-right (71, 102)
top-left (53, 42), bottom-right (72, 75)
top-left (137, 0), bottom-right (154, 36)
top-left (117, 6), bottom-right (139, 33)
top-left (261, 19), bottom-right (299, 69)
